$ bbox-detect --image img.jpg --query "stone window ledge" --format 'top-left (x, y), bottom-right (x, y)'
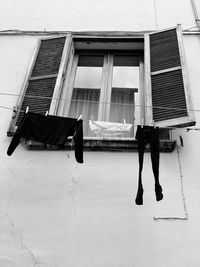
top-left (25, 137), bottom-right (176, 153)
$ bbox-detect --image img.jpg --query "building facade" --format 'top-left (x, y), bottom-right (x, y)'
top-left (0, 0), bottom-right (200, 266)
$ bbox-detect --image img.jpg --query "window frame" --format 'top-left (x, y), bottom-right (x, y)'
top-left (60, 50), bottom-right (141, 125)
top-left (8, 28), bottom-right (194, 152)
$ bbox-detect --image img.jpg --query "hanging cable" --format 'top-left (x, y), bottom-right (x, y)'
top-left (0, 103), bottom-right (189, 130)
top-left (0, 106), bottom-right (197, 131)
top-left (183, 25), bottom-right (199, 31)
top-left (0, 105), bottom-right (14, 111)
top-left (153, 0), bottom-right (159, 30)
top-left (1, 91), bottom-right (200, 113)
top-left (153, 144), bottom-right (188, 221)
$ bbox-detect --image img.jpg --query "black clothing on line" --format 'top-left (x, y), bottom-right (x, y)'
top-left (135, 125), bottom-right (163, 205)
top-left (7, 112), bottom-right (83, 163)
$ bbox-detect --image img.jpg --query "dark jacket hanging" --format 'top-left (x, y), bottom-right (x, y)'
top-left (7, 112), bottom-right (83, 163)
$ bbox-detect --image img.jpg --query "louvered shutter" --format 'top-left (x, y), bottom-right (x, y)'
top-left (145, 25), bottom-right (196, 127)
top-left (8, 34), bottom-right (73, 134)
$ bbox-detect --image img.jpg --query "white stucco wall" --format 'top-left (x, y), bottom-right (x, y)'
top-left (1, 0), bottom-right (200, 266)
top-left (0, 0), bottom-right (196, 31)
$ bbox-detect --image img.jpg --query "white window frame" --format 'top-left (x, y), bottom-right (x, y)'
top-left (8, 26), bottom-right (195, 139)
top-left (59, 50), bottom-right (141, 128)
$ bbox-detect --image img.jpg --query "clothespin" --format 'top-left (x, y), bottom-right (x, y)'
top-left (179, 135), bottom-right (184, 147)
top-left (141, 118), bottom-right (144, 128)
top-left (152, 120), bottom-right (156, 129)
top-left (186, 127), bottom-right (200, 132)
top-left (77, 114), bottom-right (82, 121)
top-left (123, 118), bottom-right (126, 125)
top-left (12, 106), bottom-right (17, 118)
top-left (45, 111), bottom-right (49, 116)
top-left (25, 106), bottom-right (29, 113)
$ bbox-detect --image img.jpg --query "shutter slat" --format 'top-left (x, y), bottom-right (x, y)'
top-left (151, 69), bottom-right (188, 122)
top-left (16, 77), bottom-right (57, 124)
top-left (32, 38), bottom-right (66, 77)
top-left (150, 29), bottom-right (180, 73)
top-left (16, 37), bottom-right (66, 126)
top-left (147, 27), bottom-right (195, 126)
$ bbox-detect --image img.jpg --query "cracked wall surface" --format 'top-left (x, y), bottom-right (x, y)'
top-left (1, 0), bottom-right (200, 266)
top-left (0, 148), bottom-right (200, 266)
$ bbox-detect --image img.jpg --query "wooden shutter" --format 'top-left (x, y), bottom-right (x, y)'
top-left (145, 25), bottom-right (196, 127)
top-left (8, 34), bottom-right (73, 135)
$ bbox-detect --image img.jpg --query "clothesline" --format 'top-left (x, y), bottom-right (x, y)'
top-left (0, 103), bottom-right (196, 131)
top-left (183, 25), bottom-right (200, 31)
top-left (7, 113), bottom-right (83, 163)
top-left (154, 145), bottom-right (188, 221)
top-left (6, 111), bottom-right (187, 215)
top-left (1, 91), bottom-right (200, 113)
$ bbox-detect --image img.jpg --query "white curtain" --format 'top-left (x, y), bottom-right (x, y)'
top-left (69, 88), bottom-right (135, 138)
top-left (68, 88), bottom-right (100, 137)
top-left (109, 88), bottom-right (134, 123)
top-left (89, 120), bottom-right (133, 138)
top-left (109, 88), bottom-right (135, 137)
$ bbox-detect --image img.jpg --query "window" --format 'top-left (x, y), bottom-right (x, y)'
top-left (8, 26), bottom-right (196, 149)
top-left (62, 52), bottom-right (140, 137)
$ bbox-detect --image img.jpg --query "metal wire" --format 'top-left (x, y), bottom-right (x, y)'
top-left (153, 145), bottom-right (188, 221)
top-left (0, 91), bottom-right (200, 113)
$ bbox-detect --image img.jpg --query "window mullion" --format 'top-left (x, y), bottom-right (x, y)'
top-left (98, 54), bottom-right (108, 121)
top-left (61, 54), bottom-right (78, 117)
top-left (144, 33), bottom-right (152, 126)
top-left (139, 58), bottom-right (145, 125)
top-left (104, 53), bottom-right (113, 121)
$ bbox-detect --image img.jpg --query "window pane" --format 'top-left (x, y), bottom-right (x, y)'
top-left (69, 55), bottom-right (103, 136)
top-left (110, 57), bottom-right (139, 138)
top-left (69, 88), bottom-right (100, 120)
top-left (113, 55), bottom-right (140, 66)
top-left (112, 66), bottom-right (139, 88)
top-left (109, 88), bottom-right (134, 124)
top-left (74, 66), bottom-right (102, 89)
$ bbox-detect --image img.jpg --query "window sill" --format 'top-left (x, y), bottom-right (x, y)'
top-left (25, 137), bottom-right (176, 153)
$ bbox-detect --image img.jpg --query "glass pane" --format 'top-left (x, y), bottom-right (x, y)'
top-left (74, 66), bottom-right (102, 89)
top-left (108, 88), bottom-right (134, 138)
top-left (69, 88), bottom-right (100, 137)
top-left (69, 88), bottom-right (100, 120)
top-left (112, 66), bottom-right (139, 88)
top-left (109, 88), bottom-right (135, 124)
top-left (69, 55), bottom-right (103, 137)
top-left (110, 57), bottom-right (139, 138)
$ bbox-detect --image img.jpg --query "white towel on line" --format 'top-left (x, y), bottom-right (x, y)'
top-left (89, 120), bottom-right (132, 137)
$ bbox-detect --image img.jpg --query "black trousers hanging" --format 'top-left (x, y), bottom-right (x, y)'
top-left (7, 112), bottom-right (83, 163)
top-left (135, 125), bottom-right (163, 205)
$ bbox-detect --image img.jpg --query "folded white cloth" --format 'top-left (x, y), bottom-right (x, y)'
top-left (89, 120), bottom-right (132, 137)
